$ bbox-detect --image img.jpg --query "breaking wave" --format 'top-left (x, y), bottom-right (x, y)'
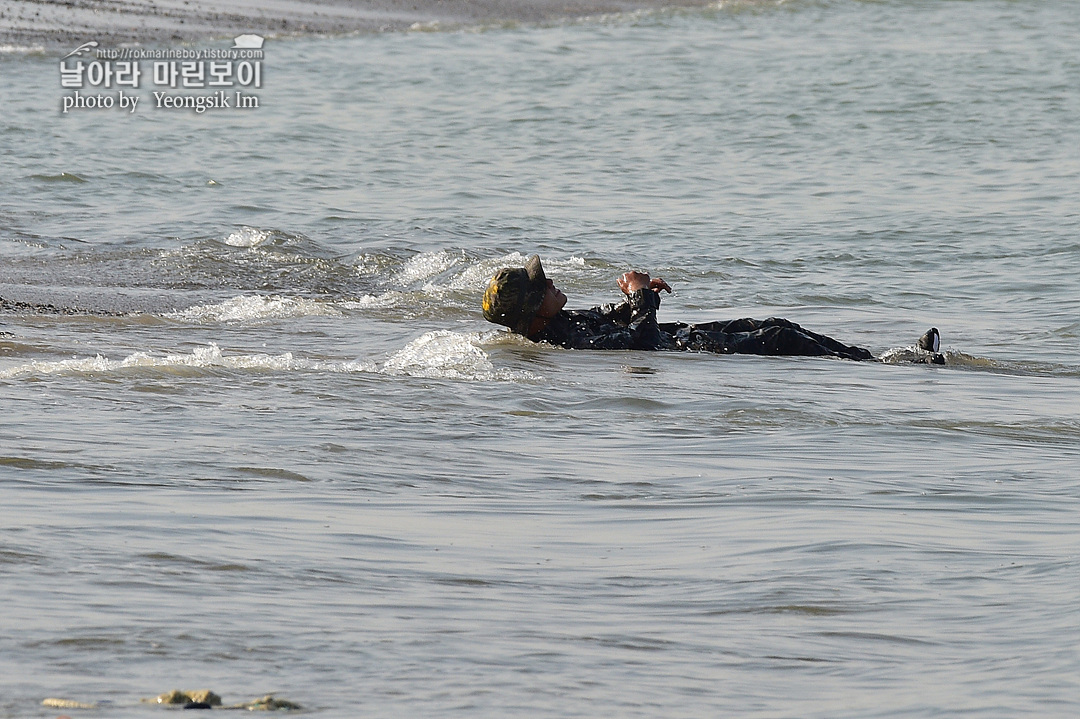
top-left (166, 295), bottom-right (343, 323)
top-left (341, 251), bottom-right (589, 315)
top-left (0, 333), bottom-right (539, 383)
top-left (383, 330), bottom-right (539, 381)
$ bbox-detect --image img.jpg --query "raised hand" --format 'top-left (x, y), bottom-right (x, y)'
top-left (617, 271), bottom-right (672, 295)
top-left (649, 277), bottom-right (672, 294)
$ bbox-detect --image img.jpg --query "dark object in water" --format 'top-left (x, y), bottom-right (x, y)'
top-left (0, 295), bottom-right (123, 317)
top-left (918, 327), bottom-right (940, 353)
top-left (148, 689), bottom-right (222, 706)
top-left (916, 327), bottom-right (946, 364)
top-left (141, 689), bottom-right (301, 711)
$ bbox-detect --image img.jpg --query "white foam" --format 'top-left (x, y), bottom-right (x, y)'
top-left (338, 291), bottom-right (413, 311)
top-left (419, 252), bottom-right (588, 300)
top-left (223, 227), bottom-right (274, 247)
top-left (452, 253), bottom-right (586, 290)
top-left (390, 252), bottom-right (588, 294)
top-left (878, 344), bottom-right (936, 364)
top-left (0, 334), bottom-right (536, 383)
top-left (383, 330), bottom-right (540, 381)
top-left (0, 355), bottom-right (115, 379)
top-left (0, 344), bottom-right (374, 380)
top-left (391, 250), bottom-right (466, 286)
top-left (168, 295), bottom-right (343, 323)
top-left (341, 253), bottom-right (588, 313)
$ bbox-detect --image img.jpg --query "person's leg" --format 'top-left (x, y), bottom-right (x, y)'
top-left (759, 318), bottom-right (874, 360)
top-left (676, 318), bottom-right (873, 360)
top-left (727, 325), bottom-right (830, 356)
top-left (728, 321), bottom-right (873, 360)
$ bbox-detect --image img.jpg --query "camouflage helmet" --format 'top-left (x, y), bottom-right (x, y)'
top-left (482, 254), bottom-right (548, 335)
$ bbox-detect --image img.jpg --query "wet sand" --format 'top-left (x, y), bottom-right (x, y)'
top-left (1, 0), bottom-right (715, 49)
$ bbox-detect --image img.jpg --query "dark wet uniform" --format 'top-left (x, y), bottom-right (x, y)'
top-left (531, 289), bottom-right (875, 360)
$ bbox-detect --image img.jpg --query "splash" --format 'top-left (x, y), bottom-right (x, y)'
top-left (879, 344), bottom-right (994, 367)
top-left (223, 227), bottom-right (274, 248)
top-left (878, 345), bottom-right (946, 365)
top-left (876, 347), bottom-right (1080, 377)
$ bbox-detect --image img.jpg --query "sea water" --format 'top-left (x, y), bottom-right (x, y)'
top-left (1, 1), bottom-right (1078, 716)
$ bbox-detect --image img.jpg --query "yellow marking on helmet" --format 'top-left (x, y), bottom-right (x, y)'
top-left (482, 278), bottom-right (498, 313)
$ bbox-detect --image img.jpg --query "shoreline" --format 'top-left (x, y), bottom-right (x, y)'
top-left (0, 0), bottom-right (717, 50)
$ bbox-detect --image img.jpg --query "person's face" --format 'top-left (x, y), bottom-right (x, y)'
top-left (535, 279), bottom-right (567, 318)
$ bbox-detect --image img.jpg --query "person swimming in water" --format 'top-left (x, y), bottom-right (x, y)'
top-left (481, 255), bottom-right (944, 363)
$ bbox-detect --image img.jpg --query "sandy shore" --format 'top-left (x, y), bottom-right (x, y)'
top-left (1, 0), bottom-right (714, 49)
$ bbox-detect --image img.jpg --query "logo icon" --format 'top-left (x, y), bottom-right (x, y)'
top-left (232, 35), bottom-right (264, 49)
top-left (63, 40), bottom-right (99, 59)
